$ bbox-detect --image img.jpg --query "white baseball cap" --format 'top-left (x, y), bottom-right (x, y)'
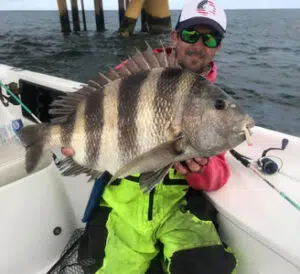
top-left (175, 0), bottom-right (227, 37)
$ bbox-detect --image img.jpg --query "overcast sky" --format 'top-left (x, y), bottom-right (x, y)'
top-left (1, 0), bottom-right (300, 10)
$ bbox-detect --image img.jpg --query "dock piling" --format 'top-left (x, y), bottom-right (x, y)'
top-left (71, 0), bottom-right (81, 32)
top-left (143, 0), bottom-right (171, 34)
top-left (119, 0), bottom-right (145, 36)
top-left (118, 0), bottom-right (126, 26)
top-left (94, 0), bottom-right (105, 31)
top-left (141, 8), bottom-right (148, 32)
top-left (55, 0), bottom-right (171, 35)
top-left (57, 0), bottom-right (71, 33)
top-left (80, 0), bottom-right (87, 31)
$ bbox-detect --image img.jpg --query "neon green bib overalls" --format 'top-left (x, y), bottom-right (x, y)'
top-left (89, 169), bottom-right (236, 274)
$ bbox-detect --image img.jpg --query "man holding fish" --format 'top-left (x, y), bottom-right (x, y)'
top-left (68, 1), bottom-right (237, 273)
top-left (19, 0), bottom-right (255, 273)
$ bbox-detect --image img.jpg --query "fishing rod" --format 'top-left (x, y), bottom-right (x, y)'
top-left (0, 80), bottom-right (42, 124)
top-left (230, 141), bottom-right (300, 212)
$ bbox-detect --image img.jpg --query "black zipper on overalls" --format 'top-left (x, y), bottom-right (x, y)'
top-left (148, 188), bottom-right (155, 221)
top-left (147, 172), bottom-right (187, 221)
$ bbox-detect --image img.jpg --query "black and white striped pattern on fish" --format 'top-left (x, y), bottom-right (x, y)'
top-left (117, 71), bottom-right (149, 162)
top-left (134, 69), bottom-right (174, 159)
top-left (60, 113), bottom-right (76, 147)
top-left (84, 90), bottom-right (104, 168)
top-left (154, 68), bottom-right (185, 137)
top-left (69, 68), bottom-right (198, 173)
top-left (17, 42), bottom-right (254, 190)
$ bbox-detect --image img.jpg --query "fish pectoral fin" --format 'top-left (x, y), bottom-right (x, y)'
top-left (54, 156), bottom-right (101, 181)
top-left (139, 164), bottom-right (173, 193)
top-left (173, 131), bottom-right (187, 153)
top-left (107, 134), bottom-right (186, 187)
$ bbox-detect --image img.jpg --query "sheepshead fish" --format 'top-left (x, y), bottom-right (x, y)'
top-left (18, 43), bottom-right (255, 192)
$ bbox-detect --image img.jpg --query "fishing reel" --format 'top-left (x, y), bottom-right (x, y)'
top-left (230, 138), bottom-right (289, 175)
top-left (257, 157), bottom-right (279, 175)
top-left (256, 138), bottom-right (288, 174)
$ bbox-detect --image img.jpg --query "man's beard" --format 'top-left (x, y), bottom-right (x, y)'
top-left (178, 50), bottom-right (211, 74)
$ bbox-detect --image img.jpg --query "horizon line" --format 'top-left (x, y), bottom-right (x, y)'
top-left (0, 7), bottom-right (299, 11)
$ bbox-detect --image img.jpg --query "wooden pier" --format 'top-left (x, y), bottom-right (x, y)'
top-left (70, 0), bottom-right (80, 31)
top-left (56, 0), bottom-right (171, 35)
top-left (57, 0), bottom-right (71, 33)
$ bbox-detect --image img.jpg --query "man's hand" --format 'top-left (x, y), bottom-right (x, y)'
top-left (174, 157), bottom-right (209, 176)
top-left (61, 147), bottom-right (75, 157)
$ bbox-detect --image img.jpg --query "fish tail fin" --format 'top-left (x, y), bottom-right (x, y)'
top-left (18, 124), bottom-right (51, 173)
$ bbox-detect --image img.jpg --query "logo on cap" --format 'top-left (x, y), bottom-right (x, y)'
top-left (197, 0), bottom-right (216, 16)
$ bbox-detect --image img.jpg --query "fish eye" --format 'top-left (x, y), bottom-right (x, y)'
top-left (214, 99), bottom-right (226, 110)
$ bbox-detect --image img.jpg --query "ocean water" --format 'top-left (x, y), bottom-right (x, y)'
top-left (0, 9), bottom-right (299, 136)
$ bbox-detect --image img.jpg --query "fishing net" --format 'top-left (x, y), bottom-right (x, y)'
top-left (46, 228), bottom-right (165, 274)
top-left (47, 228), bottom-right (85, 274)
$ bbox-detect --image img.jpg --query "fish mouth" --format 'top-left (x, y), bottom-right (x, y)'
top-left (237, 118), bottom-right (255, 146)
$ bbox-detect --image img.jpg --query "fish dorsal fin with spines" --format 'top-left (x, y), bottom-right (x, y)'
top-left (114, 63), bottom-right (132, 77)
top-left (49, 42), bottom-right (179, 123)
top-left (99, 72), bottom-right (112, 86)
top-left (142, 42), bottom-right (161, 68)
top-left (49, 85), bottom-right (98, 123)
top-left (91, 42), bottom-right (179, 86)
top-left (157, 41), bottom-right (169, 67)
top-left (88, 79), bottom-right (102, 89)
top-left (125, 56), bottom-right (141, 74)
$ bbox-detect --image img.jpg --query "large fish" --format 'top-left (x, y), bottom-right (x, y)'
top-left (18, 44), bottom-right (255, 192)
